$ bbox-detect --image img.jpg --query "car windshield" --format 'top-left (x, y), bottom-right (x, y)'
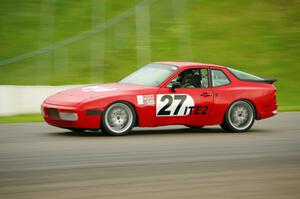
top-left (119, 63), bottom-right (178, 87)
top-left (228, 67), bottom-right (263, 81)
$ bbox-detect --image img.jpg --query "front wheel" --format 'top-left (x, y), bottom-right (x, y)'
top-left (101, 102), bottom-right (136, 136)
top-left (221, 100), bottom-right (255, 132)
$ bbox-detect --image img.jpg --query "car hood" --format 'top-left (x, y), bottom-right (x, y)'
top-left (44, 83), bottom-right (156, 106)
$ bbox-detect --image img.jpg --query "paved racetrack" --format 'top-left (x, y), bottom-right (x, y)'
top-left (0, 112), bottom-right (300, 199)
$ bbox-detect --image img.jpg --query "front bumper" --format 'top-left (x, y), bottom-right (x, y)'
top-left (41, 103), bottom-right (102, 129)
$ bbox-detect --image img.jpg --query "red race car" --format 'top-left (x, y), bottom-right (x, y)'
top-left (41, 62), bottom-right (277, 135)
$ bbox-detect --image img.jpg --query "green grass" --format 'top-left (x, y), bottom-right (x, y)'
top-left (0, 0), bottom-right (299, 109)
top-left (0, 114), bottom-right (43, 124)
top-left (278, 106), bottom-right (300, 112)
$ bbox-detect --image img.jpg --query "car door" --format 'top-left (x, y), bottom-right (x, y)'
top-left (155, 68), bottom-right (214, 126)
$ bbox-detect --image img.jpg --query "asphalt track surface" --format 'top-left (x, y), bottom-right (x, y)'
top-left (0, 113), bottom-right (300, 199)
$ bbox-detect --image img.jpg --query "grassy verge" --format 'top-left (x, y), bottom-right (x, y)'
top-left (278, 106), bottom-right (300, 112)
top-left (0, 114), bottom-right (43, 124)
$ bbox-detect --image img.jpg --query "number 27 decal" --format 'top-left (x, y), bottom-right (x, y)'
top-left (156, 94), bottom-right (208, 116)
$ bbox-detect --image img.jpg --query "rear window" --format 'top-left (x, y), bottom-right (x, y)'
top-left (211, 69), bottom-right (230, 87)
top-left (228, 67), bottom-right (263, 81)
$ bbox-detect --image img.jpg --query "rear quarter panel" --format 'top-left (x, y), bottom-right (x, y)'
top-left (210, 68), bottom-right (277, 124)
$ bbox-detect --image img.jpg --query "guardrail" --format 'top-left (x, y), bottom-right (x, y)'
top-left (0, 85), bottom-right (78, 116)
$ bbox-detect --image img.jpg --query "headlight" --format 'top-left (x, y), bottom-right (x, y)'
top-left (59, 112), bottom-right (78, 121)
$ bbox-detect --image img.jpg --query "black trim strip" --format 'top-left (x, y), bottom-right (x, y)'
top-left (86, 110), bottom-right (102, 115)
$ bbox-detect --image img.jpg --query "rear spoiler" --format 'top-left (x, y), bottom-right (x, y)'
top-left (243, 78), bottom-right (277, 84)
top-left (261, 78), bottom-right (277, 84)
top-left (253, 78), bottom-right (277, 84)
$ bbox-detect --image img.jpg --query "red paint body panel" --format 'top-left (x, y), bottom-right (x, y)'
top-left (42, 62), bottom-right (277, 130)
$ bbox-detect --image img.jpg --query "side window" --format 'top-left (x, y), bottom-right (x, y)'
top-left (211, 70), bottom-right (230, 87)
top-left (167, 68), bottom-right (209, 88)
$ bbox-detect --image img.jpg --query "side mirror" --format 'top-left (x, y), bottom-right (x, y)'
top-left (171, 81), bottom-right (181, 92)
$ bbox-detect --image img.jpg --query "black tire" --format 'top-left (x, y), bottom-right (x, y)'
top-left (221, 100), bottom-right (255, 132)
top-left (220, 122), bottom-right (230, 132)
top-left (101, 102), bottom-right (136, 136)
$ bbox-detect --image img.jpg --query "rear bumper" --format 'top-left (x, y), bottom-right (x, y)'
top-left (257, 110), bottom-right (277, 120)
top-left (41, 102), bottom-right (102, 129)
top-left (257, 104), bottom-right (278, 120)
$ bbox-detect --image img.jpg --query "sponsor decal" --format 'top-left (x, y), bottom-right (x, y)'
top-left (156, 94), bottom-right (208, 116)
top-left (136, 95), bottom-right (155, 106)
top-left (82, 85), bottom-right (117, 92)
top-left (137, 95), bottom-right (143, 105)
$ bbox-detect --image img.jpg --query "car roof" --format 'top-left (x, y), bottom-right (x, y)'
top-left (155, 61), bottom-right (227, 69)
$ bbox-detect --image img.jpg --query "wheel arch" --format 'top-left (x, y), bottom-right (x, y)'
top-left (103, 100), bottom-right (139, 127)
top-left (223, 98), bottom-right (258, 122)
top-left (219, 98), bottom-right (257, 132)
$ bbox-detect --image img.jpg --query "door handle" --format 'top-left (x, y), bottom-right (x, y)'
top-left (200, 92), bottom-right (212, 97)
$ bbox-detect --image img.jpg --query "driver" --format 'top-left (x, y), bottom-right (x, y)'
top-left (177, 70), bottom-right (196, 88)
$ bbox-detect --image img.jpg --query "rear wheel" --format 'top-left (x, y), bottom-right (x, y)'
top-left (221, 100), bottom-right (255, 132)
top-left (101, 102), bottom-right (136, 136)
